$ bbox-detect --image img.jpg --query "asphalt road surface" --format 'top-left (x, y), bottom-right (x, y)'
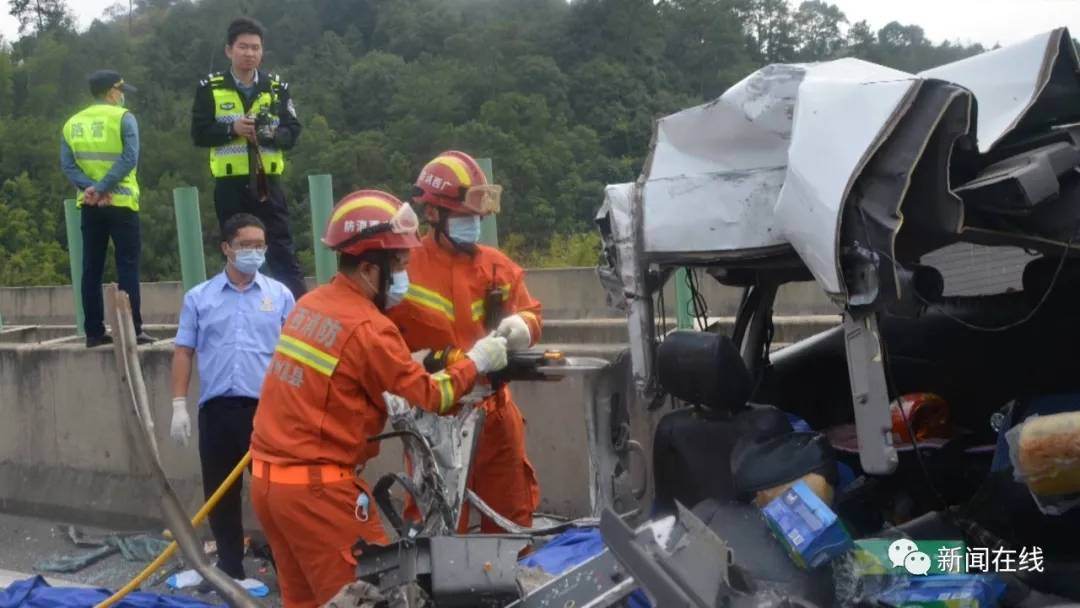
top-left (0, 511), bottom-right (282, 606)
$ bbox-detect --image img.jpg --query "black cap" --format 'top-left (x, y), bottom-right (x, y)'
top-left (88, 70), bottom-right (136, 97)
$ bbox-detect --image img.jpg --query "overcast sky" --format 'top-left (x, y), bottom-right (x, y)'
top-left (2, 0), bottom-right (1079, 47)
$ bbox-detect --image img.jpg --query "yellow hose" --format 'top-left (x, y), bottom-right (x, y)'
top-left (94, 451), bottom-right (253, 608)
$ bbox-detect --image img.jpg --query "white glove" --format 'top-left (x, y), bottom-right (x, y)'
top-left (170, 398), bottom-right (191, 447)
top-left (466, 333), bottom-right (508, 374)
top-left (496, 314), bottom-right (532, 351)
top-left (382, 391), bottom-right (411, 416)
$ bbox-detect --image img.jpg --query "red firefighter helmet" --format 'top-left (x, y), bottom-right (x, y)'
top-left (322, 190), bottom-right (421, 257)
top-left (891, 392), bottom-right (952, 444)
top-left (412, 150), bottom-right (502, 215)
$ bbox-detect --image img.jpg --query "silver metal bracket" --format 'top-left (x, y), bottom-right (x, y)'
top-left (842, 310), bottom-right (898, 474)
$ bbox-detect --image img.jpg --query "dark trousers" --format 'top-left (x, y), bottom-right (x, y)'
top-left (199, 396), bottom-right (257, 580)
top-left (81, 206), bottom-right (142, 337)
top-left (213, 177), bottom-right (307, 300)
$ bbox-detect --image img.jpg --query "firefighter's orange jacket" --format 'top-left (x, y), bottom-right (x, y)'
top-left (251, 273), bottom-right (478, 467)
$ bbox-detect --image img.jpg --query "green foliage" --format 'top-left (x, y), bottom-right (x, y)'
top-left (0, 172), bottom-right (68, 285)
top-left (0, 0), bottom-right (986, 286)
top-left (504, 231), bottom-right (603, 269)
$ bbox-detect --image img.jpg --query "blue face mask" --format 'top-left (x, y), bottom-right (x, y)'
top-left (386, 270), bottom-right (409, 309)
top-left (233, 248), bottom-right (265, 274)
top-left (447, 215), bottom-right (481, 244)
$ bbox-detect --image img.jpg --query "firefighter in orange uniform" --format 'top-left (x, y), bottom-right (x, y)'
top-left (387, 151), bottom-right (542, 533)
top-left (249, 190), bottom-right (509, 608)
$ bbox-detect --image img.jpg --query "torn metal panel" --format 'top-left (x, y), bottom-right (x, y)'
top-left (596, 182), bottom-right (639, 313)
top-left (608, 26), bottom-right (1080, 311)
top-left (839, 80), bottom-right (974, 307)
top-left (355, 536), bottom-right (528, 607)
top-left (642, 168), bottom-right (789, 255)
top-left (775, 58), bottom-right (922, 299)
top-left (639, 64), bottom-right (805, 256)
top-left (596, 182), bottom-right (657, 392)
top-left (920, 28), bottom-right (1080, 154)
top-left (508, 546), bottom-right (633, 608)
top-left (580, 351), bottom-right (648, 517)
top-left (387, 403), bottom-right (485, 537)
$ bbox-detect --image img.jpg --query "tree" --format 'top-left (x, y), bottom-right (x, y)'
top-left (0, 0), bottom-right (990, 285)
top-left (734, 0), bottom-right (796, 63)
top-left (563, 0), bottom-right (667, 65)
top-left (7, 0), bottom-right (73, 35)
top-left (844, 19), bottom-right (877, 61)
top-left (662, 0), bottom-right (755, 98)
top-left (793, 0), bottom-right (847, 61)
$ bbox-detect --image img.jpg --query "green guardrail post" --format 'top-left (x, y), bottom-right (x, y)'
top-left (675, 267), bottom-right (693, 329)
top-left (173, 187), bottom-right (208, 292)
top-left (63, 198), bottom-right (86, 336)
top-left (476, 157), bottom-right (499, 248)
top-left (308, 174), bottom-right (338, 285)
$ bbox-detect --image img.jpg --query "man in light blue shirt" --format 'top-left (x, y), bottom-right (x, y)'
top-left (169, 213), bottom-right (295, 587)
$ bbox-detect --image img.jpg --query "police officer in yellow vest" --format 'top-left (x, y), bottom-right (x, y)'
top-left (60, 70), bottom-right (156, 348)
top-left (190, 17), bottom-right (307, 300)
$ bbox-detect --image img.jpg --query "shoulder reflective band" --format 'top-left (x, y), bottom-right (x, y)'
top-left (432, 371), bottom-right (455, 413)
top-left (275, 334), bottom-right (340, 377)
top-left (404, 284), bottom-right (455, 321)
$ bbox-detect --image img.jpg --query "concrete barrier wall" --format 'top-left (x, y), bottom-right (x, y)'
top-left (0, 339), bottom-right (623, 527)
top-left (0, 268), bottom-right (837, 326)
top-left (0, 266), bottom-right (837, 527)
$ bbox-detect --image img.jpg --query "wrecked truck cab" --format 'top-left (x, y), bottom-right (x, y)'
top-left (596, 26), bottom-right (1080, 604)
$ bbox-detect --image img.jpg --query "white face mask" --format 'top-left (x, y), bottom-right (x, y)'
top-left (359, 267), bottom-right (409, 310)
top-left (232, 248), bottom-right (265, 274)
top-left (386, 270), bottom-right (409, 308)
top-left (447, 215), bottom-right (481, 244)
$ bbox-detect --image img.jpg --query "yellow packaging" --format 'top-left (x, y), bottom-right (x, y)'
top-left (1007, 411), bottom-right (1080, 514)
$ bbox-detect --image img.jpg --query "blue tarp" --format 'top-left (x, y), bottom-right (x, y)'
top-left (520, 527), bottom-right (651, 608)
top-left (0, 576), bottom-right (223, 608)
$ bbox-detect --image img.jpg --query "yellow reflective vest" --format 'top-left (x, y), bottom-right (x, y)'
top-left (62, 104), bottom-right (140, 211)
top-left (207, 72), bottom-right (285, 177)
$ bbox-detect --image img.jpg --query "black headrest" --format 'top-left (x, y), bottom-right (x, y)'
top-left (731, 432), bottom-right (837, 497)
top-left (657, 331), bottom-right (752, 412)
top-left (733, 405), bottom-right (794, 443)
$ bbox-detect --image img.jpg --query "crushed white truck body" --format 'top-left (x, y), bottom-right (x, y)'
top-left (597, 27), bottom-right (1080, 474)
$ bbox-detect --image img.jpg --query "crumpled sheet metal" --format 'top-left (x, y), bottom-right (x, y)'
top-left (640, 63), bottom-right (803, 257)
top-left (920, 29), bottom-right (1080, 154)
top-left (322, 580), bottom-right (431, 608)
top-left (627, 26), bottom-right (1079, 301)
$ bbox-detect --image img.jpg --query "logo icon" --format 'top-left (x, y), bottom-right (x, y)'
top-left (904, 551), bottom-right (932, 575)
top-left (220, 102), bottom-right (236, 111)
top-left (887, 538), bottom-right (934, 576)
top-left (887, 539), bottom-right (918, 569)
